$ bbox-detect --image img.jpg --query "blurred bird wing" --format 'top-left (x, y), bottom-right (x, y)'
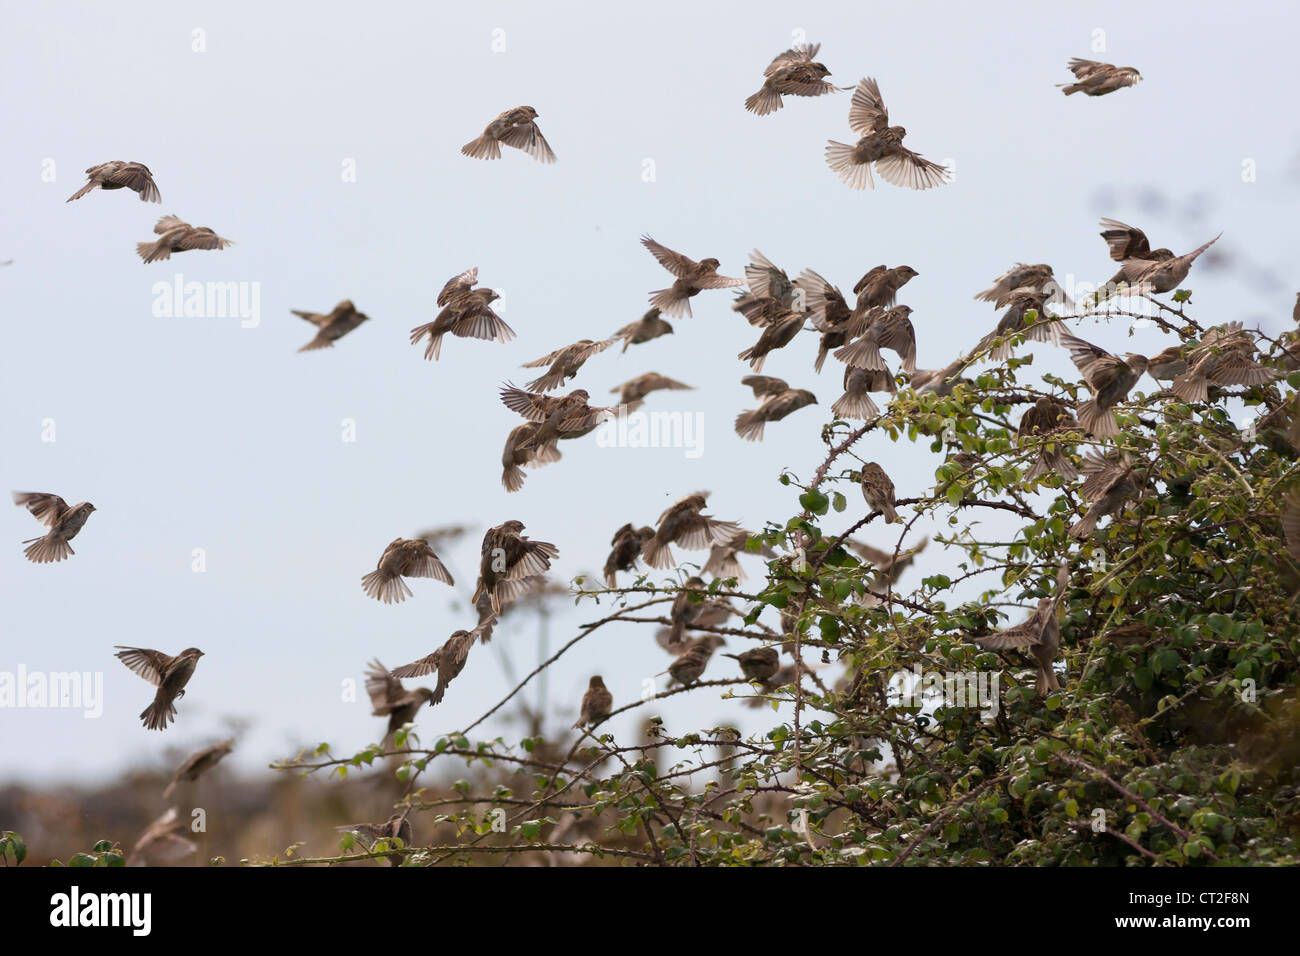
top-left (745, 249), bottom-right (791, 299)
top-left (853, 265), bottom-right (888, 297)
top-left (407, 548), bottom-right (454, 584)
top-left (641, 373), bottom-right (694, 393)
top-left (1066, 57), bottom-right (1104, 78)
top-left (364, 659), bottom-right (403, 709)
top-left (102, 162), bottom-right (159, 199)
top-left (765, 42), bottom-right (820, 74)
top-left (176, 228), bottom-right (230, 251)
top-left (874, 148), bottom-right (950, 191)
top-left (1079, 452), bottom-right (1130, 500)
top-left (437, 267), bottom-right (478, 305)
top-left (153, 215), bottom-right (187, 235)
top-left (847, 77), bottom-right (889, 135)
top-left (846, 538), bottom-right (891, 566)
top-left (391, 652), bottom-right (439, 679)
top-left (973, 617), bottom-right (1042, 650)
top-left (1098, 218), bottom-right (1151, 261)
top-left (741, 374), bottom-right (789, 397)
top-left (641, 237), bottom-right (696, 277)
top-left (500, 385), bottom-right (558, 422)
top-left (1057, 332), bottom-right (1116, 382)
top-left (794, 268), bottom-right (848, 322)
top-left (1207, 351), bottom-right (1275, 388)
top-left (696, 271), bottom-right (747, 290)
top-left (12, 491), bottom-right (69, 526)
top-left (114, 646), bottom-right (171, 686)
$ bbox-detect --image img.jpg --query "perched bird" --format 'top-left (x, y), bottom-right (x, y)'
top-left (1109, 233), bottom-right (1221, 295)
top-left (604, 523), bottom-right (656, 586)
top-left (364, 660), bottom-right (436, 745)
top-left (613, 308), bottom-right (674, 352)
top-left (854, 265), bottom-right (919, 310)
top-left (576, 675), bottom-right (613, 727)
top-left (656, 599), bottom-right (736, 654)
top-left (67, 161), bottom-right (160, 203)
top-left (641, 236), bottom-right (745, 319)
top-left (825, 77), bottom-right (949, 191)
top-left (976, 290), bottom-right (1058, 362)
top-left (523, 338), bottom-right (616, 392)
top-left (130, 808), bottom-right (196, 866)
top-left (744, 42), bottom-right (840, 115)
top-left (642, 492), bottom-right (743, 569)
top-left (610, 373), bottom-right (694, 412)
top-left (744, 664), bottom-right (799, 706)
top-left (1056, 332), bottom-right (1149, 437)
top-left (1059, 58), bottom-right (1142, 96)
top-left (1017, 396), bottom-right (1081, 481)
top-left (392, 628), bottom-right (480, 705)
top-left (734, 385), bottom-right (817, 441)
top-left (725, 646), bottom-right (780, 682)
top-left (294, 299), bottom-right (370, 352)
top-left (975, 263), bottom-right (1070, 311)
top-left (410, 281), bottom-right (514, 360)
top-left (859, 462), bottom-right (900, 523)
top-left (461, 106), bottom-right (555, 163)
top-left (337, 812), bottom-right (413, 867)
top-left (136, 215), bottom-right (232, 264)
top-left (832, 365), bottom-right (895, 420)
top-left (1069, 453), bottom-right (1142, 539)
top-left (114, 646), bottom-right (205, 731)
top-left (738, 310), bottom-right (807, 371)
top-left (667, 634), bottom-right (726, 685)
top-left (12, 492), bottom-right (96, 563)
top-left (1170, 323), bottom-right (1275, 402)
top-left (472, 521), bottom-right (560, 614)
top-left (703, 528), bottom-right (773, 581)
top-left (162, 739), bottom-right (234, 799)
top-left (834, 305), bottom-right (917, 372)
top-left (361, 537), bottom-right (453, 604)
top-left (501, 421), bottom-right (562, 493)
top-left (971, 563), bottom-right (1071, 695)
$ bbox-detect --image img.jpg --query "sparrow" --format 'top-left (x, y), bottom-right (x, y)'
top-left (738, 310), bottom-right (807, 371)
top-left (834, 304), bottom-right (917, 372)
top-left (1169, 322), bottom-right (1275, 402)
top-left (1146, 342), bottom-right (1189, 381)
top-left (499, 385), bottom-right (618, 449)
top-left (910, 357), bottom-right (970, 396)
top-left (667, 634), bottom-right (727, 685)
top-left (744, 42), bottom-right (840, 115)
top-left (703, 528), bottom-right (773, 581)
top-left (410, 282), bottom-right (514, 360)
top-left (976, 290), bottom-right (1058, 362)
top-left (854, 265), bottom-right (919, 311)
top-left (975, 263), bottom-right (1071, 310)
top-left (744, 664), bottom-right (799, 706)
top-left (392, 628), bottom-right (480, 704)
top-left (337, 812), bottom-right (413, 867)
top-left (1056, 332), bottom-right (1149, 437)
top-left (734, 250), bottom-right (799, 326)
top-left (461, 106), bottom-right (555, 163)
top-left (66, 161), bottom-right (160, 203)
top-left (795, 269), bottom-right (855, 371)
top-left (361, 537), bottom-right (453, 604)
top-left (114, 646), bottom-right (204, 731)
top-left (522, 338), bottom-right (616, 392)
top-left (604, 523), bottom-right (656, 586)
top-left (576, 675), bottom-right (613, 727)
top-left (656, 599), bottom-right (736, 654)
top-left (1294, 293), bottom-right (1300, 325)
top-left (162, 739), bottom-right (234, 799)
top-left (725, 646), bottom-right (780, 682)
top-left (642, 492), bottom-right (743, 569)
top-left (741, 374), bottom-right (793, 399)
top-left (1109, 233), bottom-right (1221, 295)
top-left (1017, 396), bottom-right (1081, 481)
top-left (136, 215), bottom-right (232, 264)
top-left (734, 384), bottom-right (817, 441)
top-left (859, 462), bottom-right (900, 523)
top-left (12, 492), bottom-right (96, 563)
top-left (613, 308), bottom-right (674, 352)
top-left (832, 365), bottom-right (895, 420)
top-left (1059, 58), bottom-right (1142, 96)
top-left (610, 372), bottom-right (693, 412)
top-left (1069, 453), bottom-right (1142, 539)
top-left (501, 421), bottom-right (562, 493)
top-left (642, 236), bottom-right (745, 318)
top-left (130, 808), bottom-right (196, 865)
top-left (294, 299), bottom-right (370, 352)
top-left (847, 536), bottom-right (928, 605)
top-left (364, 660), bottom-right (436, 745)
top-left (825, 77), bottom-right (950, 191)
top-left (472, 521), bottom-right (560, 614)
top-left (971, 562), bottom-right (1071, 695)
top-left (1098, 219), bottom-right (1176, 293)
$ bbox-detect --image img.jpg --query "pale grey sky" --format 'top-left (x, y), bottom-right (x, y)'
top-left (2, 0), bottom-right (1296, 784)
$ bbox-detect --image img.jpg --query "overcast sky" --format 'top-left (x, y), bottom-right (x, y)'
top-left (2, 0), bottom-right (1297, 785)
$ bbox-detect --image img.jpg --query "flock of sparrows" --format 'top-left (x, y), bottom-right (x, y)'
top-left (16, 41), bottom-right (1292, 860)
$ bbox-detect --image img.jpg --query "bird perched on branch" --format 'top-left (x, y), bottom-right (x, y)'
top-left (642, 492), bottom-right (743, 569)
top-left (1058, 58), bottom-right (1141, 96)
top-left (462, 106), bottom-right (555, 163)
top-left (725, 646), bottom-right (780, 682)
top-left (114, 646), bottom-right (205, 731)
top-left (1056, 332), bottom-right (1148, 438)
top-left (744, 42), bottom-right (841, 115)
top-left (294, 300), bottom-right (369, 352)
top-left (136, 215), bottom-right (232, 264)
top-left (667, 634), bottom-right (727, 685)
top-left (162, 739), bottom-right (234, 799)
top-left (364, 660), bottom-right (436, 745)
top-left (361, 538), bottom-right (453, 604)
top-left (825, 77), bottom-right (950, 190)
top-left (858, 462), bottom-right (900, 523)
top-left (12, 491), bottom-right (95, 563)
top-left (971, 562), bottom-right (1071, 695)
top-left (576, 675), bottom-right (613, 727)
top-left (67, 161), bottom-right (160, 203)
top-left (642, 237), bottom-right (745, 318)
